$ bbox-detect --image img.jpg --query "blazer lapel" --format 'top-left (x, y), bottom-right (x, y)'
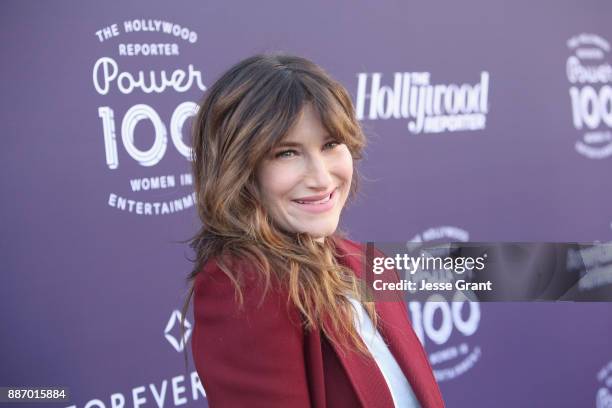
top-left (321, 309), bottom-right (396, 408)
top-left (375, 301), bottom-right (444, 407)
top-left (303, 327), bottom-right (327, 407)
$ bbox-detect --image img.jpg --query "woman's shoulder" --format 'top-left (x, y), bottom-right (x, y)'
top-left (335, 235), bottom-right (363, 251)
top-left (194, 253), bottom-right (293, 320)
top-left (191, 257), bottom-right (310, 407)
top-left (335, 235), bottom-right (388, 258)
top-left (335, 235), bottom-right (391, 263)
top-left (334, 235), bottom-right (369, 259)
top-left (191, 254), bottom-right (310, 406)
top-left (195, 254), bottom-right (260, 288)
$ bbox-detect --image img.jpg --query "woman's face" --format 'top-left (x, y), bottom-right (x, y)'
top-left (256, 103), bottom-right (353, 241)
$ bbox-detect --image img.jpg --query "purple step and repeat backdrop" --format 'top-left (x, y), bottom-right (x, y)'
top-left (2, 1), bottom-right (612, 407)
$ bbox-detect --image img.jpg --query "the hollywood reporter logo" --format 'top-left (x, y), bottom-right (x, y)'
top-left (567, 33), bottom-right (612, 159)
top-left (355, 71), bottom-right (489, 134)
top-left (92, 19), bottom-right (206, 215)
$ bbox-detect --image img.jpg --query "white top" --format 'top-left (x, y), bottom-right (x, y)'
top-left (346, 295), bottom-right (421, 408)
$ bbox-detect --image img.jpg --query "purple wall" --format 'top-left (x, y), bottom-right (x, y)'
top-left (2, 1), bottom-right (611, 407)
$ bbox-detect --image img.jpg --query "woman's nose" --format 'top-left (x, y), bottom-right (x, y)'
top-left (304, 154), bottom-right (333, 188)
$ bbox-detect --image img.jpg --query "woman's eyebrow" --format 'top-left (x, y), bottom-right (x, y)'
top-left (276, 135), bottom-right (333, 148)
top-left (275, 141), bottom-right (302, 148)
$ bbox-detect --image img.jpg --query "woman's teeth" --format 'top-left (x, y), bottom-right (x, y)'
top-left (295, 193), bottom-right (331, 205)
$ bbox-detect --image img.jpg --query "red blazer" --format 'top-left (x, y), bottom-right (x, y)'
top-left (192, 237), bottom-right (445, 407)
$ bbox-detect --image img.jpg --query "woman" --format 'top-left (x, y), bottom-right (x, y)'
top-left (182, 53), bottom-right (444, 407)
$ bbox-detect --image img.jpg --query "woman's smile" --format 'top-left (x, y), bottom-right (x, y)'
top-left (291, 188), bottom-right (338, 213)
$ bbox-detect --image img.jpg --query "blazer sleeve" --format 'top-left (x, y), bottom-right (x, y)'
top-left (191, 260), bottom-right (312, 408)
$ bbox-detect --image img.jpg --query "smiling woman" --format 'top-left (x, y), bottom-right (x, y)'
top-left (181, 53), bottom-right (444, 408)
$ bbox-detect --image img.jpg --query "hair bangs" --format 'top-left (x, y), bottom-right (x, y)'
top-left (301, 76), bottom-right (365, 160)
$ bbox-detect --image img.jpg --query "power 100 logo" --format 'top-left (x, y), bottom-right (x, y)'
top-left (408, 226), bottom-right (482, 382)
top-left (567, 33), bottom-right (612, 160)
top-left (93, 19), bottom-right (206, 216)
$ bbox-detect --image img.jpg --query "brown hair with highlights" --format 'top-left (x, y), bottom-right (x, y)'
top-left (181, 53), bottom-right (376, 366)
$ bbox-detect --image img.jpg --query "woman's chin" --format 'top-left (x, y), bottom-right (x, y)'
top-left (300, 225), bottom-right (338, 240)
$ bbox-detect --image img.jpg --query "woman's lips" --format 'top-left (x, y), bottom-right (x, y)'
top-left (291, 189), bottom-right (337, 213)
top-left (293, 189), bottom-right (335, 203)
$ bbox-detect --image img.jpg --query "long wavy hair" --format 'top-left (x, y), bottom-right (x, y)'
top-left (181, 53), bottom-right (377, 365)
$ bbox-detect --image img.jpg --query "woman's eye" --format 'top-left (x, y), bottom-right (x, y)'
top-left (274, 149), bottom-right (297, 159)
top-left (324, 141), bottom-right (340, 149)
